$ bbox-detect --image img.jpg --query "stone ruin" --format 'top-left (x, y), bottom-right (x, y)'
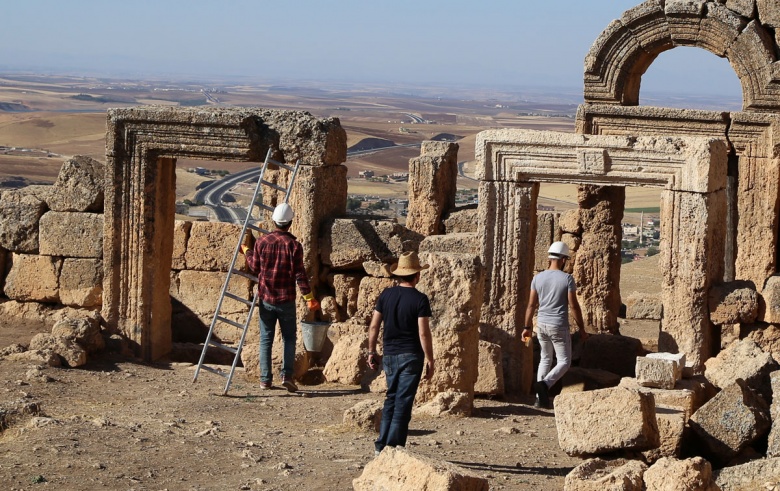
top-left (5, 0), bottom-right (780, 488)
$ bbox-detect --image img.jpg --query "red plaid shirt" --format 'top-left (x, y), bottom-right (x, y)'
top-left (245, 230), bottom-right (311, 305)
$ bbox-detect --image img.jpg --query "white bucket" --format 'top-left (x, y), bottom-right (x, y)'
top-left (301, 321), bottom-right (330, 352)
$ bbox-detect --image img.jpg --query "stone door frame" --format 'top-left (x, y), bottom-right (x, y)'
top-left (476, 128), bottom-right (728, 392)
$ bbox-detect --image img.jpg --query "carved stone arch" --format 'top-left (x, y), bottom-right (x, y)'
top-left (584, 0), bottom-right (780, 111)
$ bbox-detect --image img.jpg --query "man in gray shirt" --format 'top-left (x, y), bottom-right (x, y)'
top-left (523, 241), bottom-right (587, 408)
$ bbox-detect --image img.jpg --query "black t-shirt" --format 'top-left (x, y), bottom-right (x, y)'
top-left (374, 285), bottom-right (432, 356)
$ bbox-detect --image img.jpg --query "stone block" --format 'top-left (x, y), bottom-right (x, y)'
top-left (636, 356), bottom-right (678, 389)
top-left (643, 457), bottom-right (717, 491)
top-left (343, 400), bottom-right (382, 432)
top-left (558, 209), bottom-right (581, 235)
top-left (708, 281), bottom-right (758, 325)
top-left (0, 246), bottom-right (7, 294)
top-left (59, 258), bottom-right (102, 308)
top-left (619, 376), bottom-right (701, 420)
top-left (51, 315), bottom-right (104, 354)
top-left (38, 211), bottom-right (103, 258)
top-left (535, 212), bottom-right (559, 271)
top-left (768, 371), bottom-right (780, 457)
top-left (725, 0), bottom-right (756, 17)
top-left (564, 458), bottom-right (646, 491)
top-left (47, 155), bottom-right (104, 212)
top-left (4, 253), bottom-right (60, 303)
top-left (560, 367), bottom-right (621, 394)
top-left (406, 141), bottom-right (458, 236)
top-left (171, 220), bottom-right (191, 270)
top-left (704, 338), bottom-right (777, 402)
top-left (330, 273), bottom-right (361, 319)
top-left (689, 379), bottom-right (771, 464)
top-left (742, 323), bottom-right (780, 365)
top-left (418, 233), bottom-right (479, 256)
top-left (443, 205), bottom-right (477, 234)
top-left (555, 387), bottom-right (659, 456)
top-left (474, 340), bottom-right (504, 396)
top-left (758, 0), bottom-right (780, 28)
top-left (763, 275), bottom-right (780, 323)
top-left (322, 332), bottom-right (370, 385)
top-left (415, 391), bottom-right (472, 418)
top-left (625, 292), bottom-right (663, 320)
top-left (647, 352), bottom-right (685, 380)
top-left (184, 221), bottom-right (246, 272)
top-left (361, 261), bottom-right (392, 278)
top-left (580, 334), bottom-right (644, 377)
top-left (641, 408), bottom-right (686, 463)
top-left (715, 457), bottom-right (780, 490)
top-left (321, 218), bottom-right (422, 270)
top-left (0, 189), bottom-right (48, 253)
top-left (353, 447), bottom-right (488, 491)
top-left (355, 277), bottom-right (395, 324)
top-left (29, 332), bottom-right (86, 368)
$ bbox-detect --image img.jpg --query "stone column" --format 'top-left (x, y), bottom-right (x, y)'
top-left (573, 185), bottom-right (625, 333)
top-left (660, 189), bottom-right (726, 372)
top-left (479, 180), bottom-right (538, 395)
top-left (406, 141), bottom-right (459, 236)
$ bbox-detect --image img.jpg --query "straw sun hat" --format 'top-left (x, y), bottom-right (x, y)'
top-left (390, 251), bottom-right (430, 276)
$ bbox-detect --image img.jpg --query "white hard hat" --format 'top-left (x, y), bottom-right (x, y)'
top-left (547, 241), bottom-right (570, 259)
top-left (272, 203), bottom-right (295, 225)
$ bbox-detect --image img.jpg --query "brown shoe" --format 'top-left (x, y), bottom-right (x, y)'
top-left (281, 378), bottom-right (298, 393)
top-left (259, 381), bottom-right (272, 390)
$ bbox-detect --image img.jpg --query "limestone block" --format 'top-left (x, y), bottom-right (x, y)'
top-left (361, 261), bottom-right (392, 278)
top-left (535, 212), bottom-right (560, 271)
top-left (59, 258), bottom-right (102, 308)
top-left (51, 315), bottom-right (104, 353)
top-left (330, 273), bottom-right (361, 319)
top-left (4, 349), bottom-right (61, 367)
top-left (715, 457), bottom-right (780, 490)
top-left (0, 246), bottom-right (7, 293)
top-left (240, 334), bottom-right (311, 383)
top-left (474, 340), bottom-right (504, 396)
top-left (4, 254), bottom-right (60, 303)
top-left (560, 367), bottom-right (621, 394)
top-left (625, 293), bottom-right (663, 320)
top-left (636, 356), bottom-right (678, 389)
top-left (558, 209), bottom-right (581, 235)
top-left (355, 277), bottom-right (395, 324)
top-left (555, 387), bottom-right (659, 456)
top-left (319, 296), bottom-right (341, 322)
top-left (641, 408), bottom-right (686, 463)
top-left (580, 334), bottom-right (644, 377)
top-left (742, 323), bottom-right (780, 365)
top-left (0, 189), bottom-right (48, 253)
top-left (321, 219), bottom-right (422, 270)
top-left (406, 141), bottom-right (458, 236)
top-left (414, 391), bottom-right (471, 418)
top-left (619, 376), bottom-right (702, 420)
top-left (47, 155), bottom-right (104, 212)
top-left (763, 275), bottom-right (780, 323)
top-left (353, 447), bottom-right (488, 491)
top-left (38, 212), bottom-right (103, 258)
top-left (708, 281), bottom-right (758, 325)
top-left (757, 0), bottom-right (780, 28)
top-left (322, 332), bottom-right (370, 385)
top-left (564, 458), bottom-right (646, 491)
top-left (184, 221), bottom-right (246, 272)
top-left (725, 0), bottom-right (756, 17)
top-left (768, 371), bottom-right (780, 457)
top-left (416, 252), bottom-right (483, 404)
top-left (647, 352), bottom-right (685, 380)
top-left (343, 400), bottom-right (382, 432)
top-left (643, 457), bottom-right (717, 491)
top-left (443, 205), bottom-right (477, 234)
top-left (689, 379), bottom-right (771, 464)
top-left (418, 233), bottom-right (479, 256)
top-left (704, 338), bottom-right (777, 401)
top-left (171, 220), bottom-right (191, 270)
top-left (29, 332), bottom-right (87, 367)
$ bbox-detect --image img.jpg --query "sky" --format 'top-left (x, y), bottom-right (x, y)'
top-left (0, 1), bottom-right (743, 99)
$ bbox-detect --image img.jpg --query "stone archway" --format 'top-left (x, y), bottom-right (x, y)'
top-left (477, 129), bottom-right (728, 393)
top-left (103, 107), bottom-right (347, 361)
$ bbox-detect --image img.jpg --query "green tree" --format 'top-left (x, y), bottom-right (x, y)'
top-left (646, 246), bottom-right (660, 257)
top-left (347, 197), bottom-right (362, 211)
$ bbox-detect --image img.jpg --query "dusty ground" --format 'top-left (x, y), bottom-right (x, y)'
top-left (0, 348), bottom-right (580, 491)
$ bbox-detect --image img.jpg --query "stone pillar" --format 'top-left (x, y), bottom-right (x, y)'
top-left (406, 141), bottom-right (459, 236)
top-left (0, 246), bottom-right (6, 295)
top-left (660, 189), bottom-right (726, 372)
top-left (479, 180), bottom-right (538, 395)
top-left (573, 185), bottom-right (624, 333)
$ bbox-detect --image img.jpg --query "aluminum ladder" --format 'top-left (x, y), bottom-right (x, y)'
top-left (192, 149), bottom-right (301, 395)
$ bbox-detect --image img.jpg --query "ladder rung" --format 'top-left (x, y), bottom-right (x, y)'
top-left (256, 203), bottom-right (274, 213)
top-left (216, 316), bottom-right (245, 329)
top-left (201, 365), bottom-right (229, 378)
top-left (268, 158), bottom-right (295, 172)
top-left (208, 339), bottom-right (239, 354)
top-left (231, 269), bottom-right (258, 282)
top-left (260, 179), bottom-right (287, 192)
top-left (247, 223), bottom-right (271, 235)
top-left (223, 292), bottom-right (253, 306)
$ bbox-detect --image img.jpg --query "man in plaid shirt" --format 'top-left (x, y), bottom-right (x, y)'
top-left (243, 203), bottom-right (319, 392)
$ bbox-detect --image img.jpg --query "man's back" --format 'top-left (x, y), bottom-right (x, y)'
top-left (531, 269), bottom-right (574, 325)
top-left (246, 230), bottom-right (307, 304)
top-left (375, 286), bottom-right (431, 356)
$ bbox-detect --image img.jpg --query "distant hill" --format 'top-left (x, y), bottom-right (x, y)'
top-left (348, 137), bottom-right (396, 152)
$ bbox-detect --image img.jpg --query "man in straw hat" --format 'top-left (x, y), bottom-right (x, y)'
top-left (367, 251), bottom-right (435, 455)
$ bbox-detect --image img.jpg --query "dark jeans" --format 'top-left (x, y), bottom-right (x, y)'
top-left (259, 301), bottom-right (297, 383)
top-left (375, 352), bottom-right (424, 452)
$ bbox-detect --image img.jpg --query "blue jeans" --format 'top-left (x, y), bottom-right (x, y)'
top-left (536, 322), bottom-right (572, 388)
top-left (375, 352), bottom-right (424, 452)
top-left (259, 301), bottom-right (297, 383)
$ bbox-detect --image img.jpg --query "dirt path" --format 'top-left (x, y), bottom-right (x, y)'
top-left (0, 353), bottom-right (580, 490)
